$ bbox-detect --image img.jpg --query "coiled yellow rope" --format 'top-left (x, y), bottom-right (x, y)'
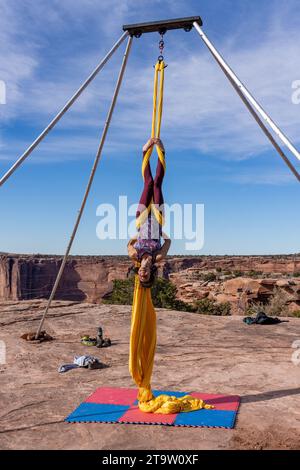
top-left (129, 61), bottom-right (213, 414)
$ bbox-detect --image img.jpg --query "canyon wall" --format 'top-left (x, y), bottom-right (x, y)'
top-left (0, 254), bottom-right (130, 303)
top-left (1, 253), bottom-right (300, 312)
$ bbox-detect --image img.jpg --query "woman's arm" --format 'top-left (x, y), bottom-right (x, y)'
top-left (127, 235), bottom-right (138, 261)
top-left (155, 232), bottom-right (171, 262)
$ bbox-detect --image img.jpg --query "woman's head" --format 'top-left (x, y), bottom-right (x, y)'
top-left (138, 255), bottom-right (157, 288)
top-left (138, 254), bottom-right (152, 283)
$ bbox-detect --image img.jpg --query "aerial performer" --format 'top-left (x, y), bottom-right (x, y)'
top-left (127, 135), bottom-right (171, 287)
top-left (127, 57), bottom-right (213, 414)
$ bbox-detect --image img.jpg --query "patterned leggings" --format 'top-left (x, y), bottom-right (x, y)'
top-left (136, 149), bottom-right (165, 239)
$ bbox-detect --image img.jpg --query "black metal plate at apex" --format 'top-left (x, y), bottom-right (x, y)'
top-left (123, 16), bottom-right (203, 37)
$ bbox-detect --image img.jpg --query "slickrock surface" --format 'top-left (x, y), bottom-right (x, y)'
top-left (0, 300), bottom-right (299, 450)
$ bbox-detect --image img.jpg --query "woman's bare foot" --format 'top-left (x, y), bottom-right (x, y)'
top-left (143, 138), bottom-right (155, 152)
top-left (153, 138), bottom-right (165, 152)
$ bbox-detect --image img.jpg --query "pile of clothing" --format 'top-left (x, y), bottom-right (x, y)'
top-left (58, 355), bottom-right (105, 373)
top-left (58, 326), bottom-right (111, 373)
top-left (243, 311), bottom-right (284, 325)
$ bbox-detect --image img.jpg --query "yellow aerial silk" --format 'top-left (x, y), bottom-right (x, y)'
top-left (129, 61), bottom-right (213, 414)
top-left (136, 61), bottom-right (166, 230)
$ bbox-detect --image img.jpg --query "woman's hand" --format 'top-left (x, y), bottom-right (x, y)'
top-left (156, 233), bottom-right (171, 262)
top-left (127, 237), bottom-right (138, 261)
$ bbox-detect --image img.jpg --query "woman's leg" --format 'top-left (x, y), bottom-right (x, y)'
top-left (136, 150), bottom-right (154, 222)
top-left (153, 152), bottom-right (165, 238)
top-left (153, 157), bottom-right (165, 206)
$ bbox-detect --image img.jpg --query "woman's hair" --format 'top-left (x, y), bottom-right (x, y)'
top-left (127, 263), bottom-right (157, 289)
top-left (127, 265), bottom-right (139, 278)
top-left (139, 264), bottom-right (157, 288)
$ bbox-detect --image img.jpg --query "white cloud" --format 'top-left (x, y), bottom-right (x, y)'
top-left (223, 168), bottom-right (295, 186)
top-left (0, 2), bottom-right (39, 122)
top-left (1, 0), bottom-right (300, 176)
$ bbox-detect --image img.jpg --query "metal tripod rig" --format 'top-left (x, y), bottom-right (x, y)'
top-left (0, 16), bottom-right (299, 338)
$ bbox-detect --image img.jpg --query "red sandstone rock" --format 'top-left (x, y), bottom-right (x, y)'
top-left (1, 253), bottom-right (300, 314)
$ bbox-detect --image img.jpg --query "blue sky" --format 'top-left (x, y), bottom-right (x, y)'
top-left (0, 0), bottom-right (300, 256)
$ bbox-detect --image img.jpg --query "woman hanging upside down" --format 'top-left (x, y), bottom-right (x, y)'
top-left (128, 137), bottom-right (171, 287)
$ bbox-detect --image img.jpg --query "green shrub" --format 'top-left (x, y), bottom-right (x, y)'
top-left (103, 277), bottom-right (194, 312)
top-left (224, 270), bottom-right (233, 276)
top-left (247, 270), bottom-right (263, 278)
top-left (292, 310), bottom-right (300, 318)
top-left (193, 298), bottom-right (231, 316)
top-left (232, 270), bottom-right (244, 277)
top-left (248, 287), bottom-right (289, 317)
top-left (293, 272), bottom-right (300, 277)
top-left (151, 278), bottom-right (194, 311)
top-left (103, 278), bottom-right (134, 305)
top-left (202, 272), bottom-right (217, 282)
top-left (266, 288), bottom-right (289, 316)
